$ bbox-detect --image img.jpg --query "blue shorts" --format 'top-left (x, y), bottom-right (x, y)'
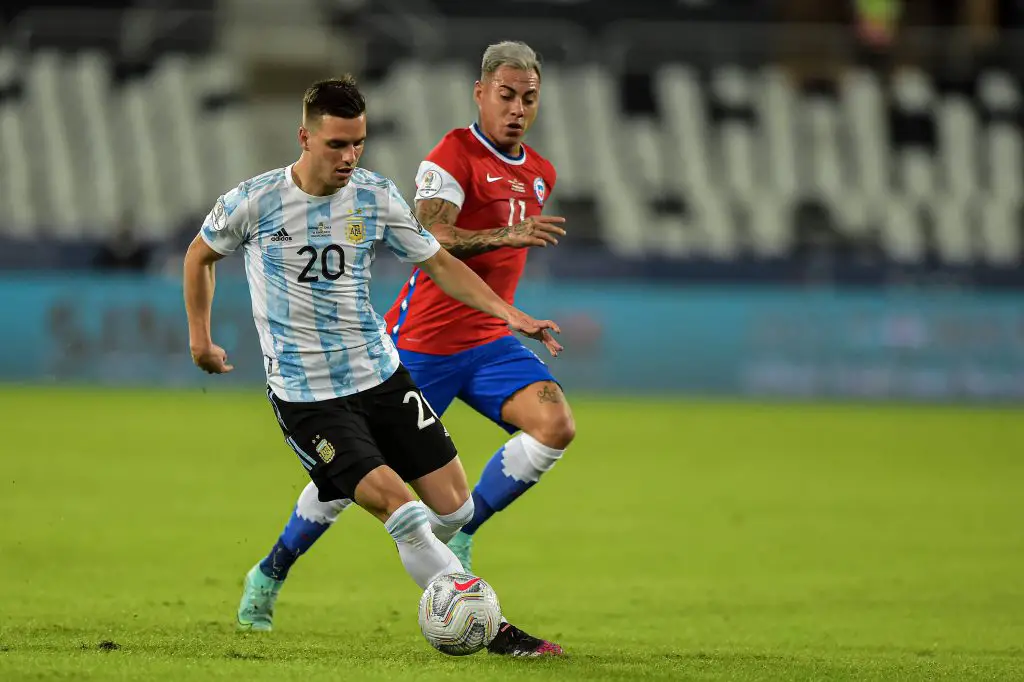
top-left (397, 335), bottom-right (558, 434)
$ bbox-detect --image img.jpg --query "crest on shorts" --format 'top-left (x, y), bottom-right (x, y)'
top-left (533, 177), bottom-right (546, 205)
top-left (314, 437), bottom-right (336, 463)
top-left (346, 220), bottom-right (365, 244)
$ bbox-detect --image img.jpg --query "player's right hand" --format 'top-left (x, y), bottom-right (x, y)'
top-left (190, 342), bottom-right (234, 374)
top-left (506, 309), bottom-right (564, 357)
top-left (506, 215), bottom-right (566, 249)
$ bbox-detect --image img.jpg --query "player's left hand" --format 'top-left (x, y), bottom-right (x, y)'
top-left (506, 309), bottom-right (563, 357)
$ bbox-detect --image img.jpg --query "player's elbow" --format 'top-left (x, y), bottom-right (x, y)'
top-left (185, 234), bottom-right (222, 267)
top-left (185, 235), bottom-right (204, 263)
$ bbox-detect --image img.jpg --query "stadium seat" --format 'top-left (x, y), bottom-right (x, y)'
top-left (70, 50), bottom-right (120, 234)
top-left (1, 20), bottom-right (1021, 276)
top-left (881, 196), bottom-right (925, 264)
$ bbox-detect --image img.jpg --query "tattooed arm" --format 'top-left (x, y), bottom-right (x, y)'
top-left (415, 198), bottom-right (567, 260)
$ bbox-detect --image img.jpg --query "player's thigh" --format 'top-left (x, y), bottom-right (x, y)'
top-left (266, 386), bottom-right (388, 506)
top-left (409, 456), bottom-right (470, 516)
top-left (397, 346), bottom-right (466, 417)
top-left (366, 365), bottom-right (461, 489)
top-left (460, 337), bottom-right (575, 446)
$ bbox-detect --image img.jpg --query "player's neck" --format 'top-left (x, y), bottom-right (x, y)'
top-left (291, 157), bottom-right (339, 197)
top-left (476, 124), bottom-right (522, 158)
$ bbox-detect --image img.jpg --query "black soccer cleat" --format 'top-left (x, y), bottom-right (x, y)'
top-left (486, 622), bottom-right (565, 657)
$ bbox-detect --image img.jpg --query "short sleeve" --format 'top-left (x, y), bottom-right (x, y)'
top-left (415, 160), bottom-right (466, 208)
top-left (199, 184), bottom-right (250, 256)
top-left (382, 181), bottom-right (442, 263)
top-left (414, 134), bottom-right (471, 208)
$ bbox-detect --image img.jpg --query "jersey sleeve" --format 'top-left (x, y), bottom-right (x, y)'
top-left (199, 183), bottom-right (251, 256)
top-left (414, 135), bottom-right (471, 208)
top-left (382, 180), bottom-right (442, 263)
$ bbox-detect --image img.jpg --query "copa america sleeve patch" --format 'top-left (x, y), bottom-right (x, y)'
top-left (414, 161), bottom-right (466, 208)
top-left (418, 169), bottom-right (442, 198)
top-left (211, 197), bottom-right (228, 231)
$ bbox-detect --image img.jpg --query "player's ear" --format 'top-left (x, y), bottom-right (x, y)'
top-left (298, 126), bottom-right (310, 151)
top-left (473, 81), bottom-right (483, 106)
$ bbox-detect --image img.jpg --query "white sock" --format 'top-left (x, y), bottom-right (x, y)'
top-left (425, 496), bottom-right (474, 543)
top-left (296, 482), bottom-right (352, 524)
top-left (385, 501), bottom-right (464, 589)
top-left (501, 433), bottom-right (565, 484)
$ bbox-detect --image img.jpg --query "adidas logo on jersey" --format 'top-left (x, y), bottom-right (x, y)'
top-left (270, 228), bottom-right (292, 242)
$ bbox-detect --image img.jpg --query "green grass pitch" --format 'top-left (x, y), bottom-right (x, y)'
top-left (1, 386), bottom-right (1022, 681)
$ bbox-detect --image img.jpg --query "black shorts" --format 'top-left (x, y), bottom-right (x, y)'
top-left (267, 365), bottom-right (458, 502)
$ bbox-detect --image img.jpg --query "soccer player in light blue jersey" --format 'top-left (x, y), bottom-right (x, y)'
top-left (183, 75), bottom-right (563, 656)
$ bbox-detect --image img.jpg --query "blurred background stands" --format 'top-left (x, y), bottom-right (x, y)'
top-left (0, 0), bottom-right (1021, 288)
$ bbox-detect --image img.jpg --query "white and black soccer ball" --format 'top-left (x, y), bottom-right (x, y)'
top-left (418, 572), bottom-right (502, 656)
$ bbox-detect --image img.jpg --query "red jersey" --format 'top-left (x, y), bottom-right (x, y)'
top-left (384, 124), bottom-right (557, 355)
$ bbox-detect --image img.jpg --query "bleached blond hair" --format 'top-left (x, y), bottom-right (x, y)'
top-left (481, 41), bottom-right (541, 82)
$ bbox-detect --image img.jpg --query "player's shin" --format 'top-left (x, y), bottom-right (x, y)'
top-left (258, 482), bottom-right (351, 580)
top-left (460, 433), bottom-right (564, 535)
top-left (385, 501), bottom-right (464, 588)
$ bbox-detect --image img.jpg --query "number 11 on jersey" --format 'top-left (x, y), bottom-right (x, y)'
top-left (507, 198), bottom-right (526, 226)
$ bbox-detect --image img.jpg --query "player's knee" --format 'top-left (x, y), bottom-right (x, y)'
top-left (530, 412), bottom-right (575, 450)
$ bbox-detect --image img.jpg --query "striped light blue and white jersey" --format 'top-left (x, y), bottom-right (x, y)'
top-left (199, 164), bottom-right (441, 402)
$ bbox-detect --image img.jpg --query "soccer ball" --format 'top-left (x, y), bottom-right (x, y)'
top-left (418, 572), bottom-right (502, 656)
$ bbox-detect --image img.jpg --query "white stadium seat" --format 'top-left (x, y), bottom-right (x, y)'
top-left (0, 40), bottom-right (1019, 272)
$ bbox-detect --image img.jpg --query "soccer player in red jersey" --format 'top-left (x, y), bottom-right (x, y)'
top-left (241, 42), bottom-right (570, 656)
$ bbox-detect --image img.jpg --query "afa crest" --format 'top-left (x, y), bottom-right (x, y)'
top-left (346, 220), bottom-right (365, 244)
top-left (314, 436), bottom-right (336, 464)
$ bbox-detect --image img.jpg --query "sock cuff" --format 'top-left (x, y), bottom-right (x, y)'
top-left (295, 482), bottom-right (352, 525)
top-left (520, 432), bottom-right (565, 469)
top-left (385, 500), bottom-right (429, 538)
top-left (436, 496), bottom-right (474, 525)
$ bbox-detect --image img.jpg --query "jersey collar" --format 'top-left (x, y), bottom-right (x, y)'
top-left (286, 163), bottom-right (347, 200)
top-left (469, 123), bottom-right (527, 166)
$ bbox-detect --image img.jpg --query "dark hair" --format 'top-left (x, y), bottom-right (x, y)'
top-left (302, 75), bottom-right (366, 122)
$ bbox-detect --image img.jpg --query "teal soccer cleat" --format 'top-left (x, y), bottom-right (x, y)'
top-left (447, 531), bottom-right (474, 573)
top-left (236, 564), bottom-right (284, 632)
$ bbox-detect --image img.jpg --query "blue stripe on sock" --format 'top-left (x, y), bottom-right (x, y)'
top-left (386, 504), bottom-right (429, 538)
